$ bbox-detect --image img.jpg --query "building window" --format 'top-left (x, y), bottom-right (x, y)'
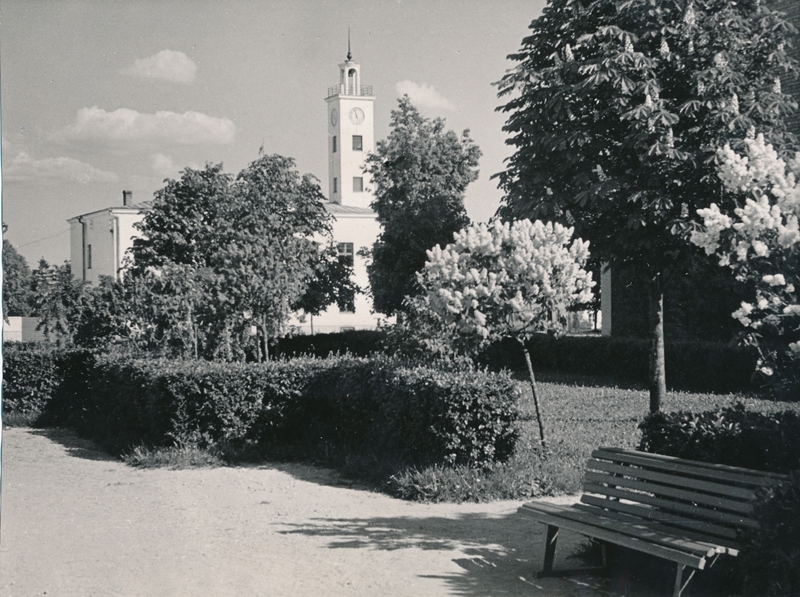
top-left (332, 136), bottom-right (337, 153)
top-left (352, 135), bottom-right (363, 151)
top-left (353, 177), bottom-right (363, 192)
top-left (337, 242), bottom-right (354, 267)
top-left (86, 244), bottom-right (92, 270)
top-left (333, 177), bottom-right (338, 193)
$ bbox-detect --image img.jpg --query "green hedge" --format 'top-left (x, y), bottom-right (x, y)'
top-left (639, 405), bottom-right (800, 596)
top-left (638, 404), bottom-right (800, 474)
top-left (481, 335), bottom-right (758, 393)
top-left (2, 343), bottom-right (64, 418)
top-left (27, 351), bottom-right (519, 469)
top-left (274, 330), bottom-right (384, 358)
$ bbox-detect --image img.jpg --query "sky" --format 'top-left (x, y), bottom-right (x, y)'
top-left (1, 0), bottom-right (547, 266)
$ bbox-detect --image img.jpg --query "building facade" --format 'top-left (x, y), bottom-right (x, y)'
top-left (68, 50), bottom-right (384, 334)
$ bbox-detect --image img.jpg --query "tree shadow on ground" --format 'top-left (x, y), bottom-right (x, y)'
top-left (29, 427), bottom-right (119, 462)
top-left (275, 511), bottom-right (634, 597)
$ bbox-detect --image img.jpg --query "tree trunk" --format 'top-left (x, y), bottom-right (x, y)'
top-left (261, 315), bottom-right (269, 361)
top-left (520, 339), bottom-right (547, 448)
top-left (647, 274), bottom-right (667, 413)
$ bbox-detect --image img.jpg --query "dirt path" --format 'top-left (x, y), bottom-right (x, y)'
top-left (0, 427), bottom-right (609, 597)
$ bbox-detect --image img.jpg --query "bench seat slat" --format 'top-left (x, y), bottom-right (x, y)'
top-left (522, 501), bottom-right (721, 557)
top-left (586, 458), bottom-right (757, 501)
top-left (572, 502), bottom-right (740, 556)
top-left (519, 502), bottom-right (709, 569)
top-left (594, 448), bottom-right (787, 486)
top-left (579, 494), bottom-right (740, 543)
top-left (584, 471), bottom-right (753, 515)
top-left (583, 482), bottom-right (759, 528)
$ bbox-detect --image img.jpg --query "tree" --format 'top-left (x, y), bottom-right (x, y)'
top-left (365, 96), bottom-right (482, 315)
top-left (131, 154), bottom-right (343, 360)
top-left (2, 235), bottom-right (33, 318)
top-left (417, 219), bottom-right (594, 446)
top-left (691, 133), bottom-right (799, 381)
top-left (496, 0), bottom-right (798, 411)
top-left (31, 260), bottom-right (84, 344)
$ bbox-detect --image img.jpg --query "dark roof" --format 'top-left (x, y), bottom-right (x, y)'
top-left (323, 202), bottom-right (375, 216)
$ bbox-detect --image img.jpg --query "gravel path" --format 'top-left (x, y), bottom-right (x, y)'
top-left (0, 427), bottom-right (609, 597)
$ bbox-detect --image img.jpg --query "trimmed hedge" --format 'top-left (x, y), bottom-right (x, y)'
top-left (639, 404), bottom-right (800, 596)
top-left (274, 330), bottom-right (384, 358)
top-left (25, 351), bottom-right (520, 470)
top-left (2, 342), bottom-right (63, 417)
top-left (481, 335), bottom-right (758, 393)
top-left (638, 404), bottom-right (800, 474)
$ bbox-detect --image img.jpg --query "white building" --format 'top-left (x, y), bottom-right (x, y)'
top-left (68, 50), bottom-right (384, 334)
top-left (67, 190), bottom-right (145, 283)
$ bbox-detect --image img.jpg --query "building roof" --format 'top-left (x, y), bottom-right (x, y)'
top-left (323, 202), bottom-right (376, 216)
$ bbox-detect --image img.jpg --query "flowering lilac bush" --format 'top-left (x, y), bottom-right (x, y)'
top-left (417, 219), bottom-right (594, 444)
top-left (690, 134), bottom-right (799, 383)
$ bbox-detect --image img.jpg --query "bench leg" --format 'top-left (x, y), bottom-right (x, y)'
top-left (674, 564), bottom-right (697, 597)
top-left (538, 524), bottom-right (559, 577)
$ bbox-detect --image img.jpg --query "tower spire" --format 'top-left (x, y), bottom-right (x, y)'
top-left (347, 27), bottom-right (352, 61)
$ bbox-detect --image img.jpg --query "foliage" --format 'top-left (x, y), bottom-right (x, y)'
top-left (691, 134), bottom-right (800, 386)
top-left (2, 237), bottom-right (33, 317)
top-left (742, 471), bottom-right (800, 596)
top-left (129, 154), bottom-right (348, 360)
top-left (292, 242), bottom-right (358, 317)
top-left (30, 260), bottom-right (85, 345)
top-left (273, 329), bottom-right (384, 358)
top-left (417, 218), bottom-right (593, 444)
top-left (365, 96), bottom-right (481, 315)
top-left (495, 0), bottom-right (798, 411)
top-left (27, 353), bottom-right (520, 470)
top-left (1, 343), bottom-right (62, 418)
top-left (639, 403), bottom-right (800, 473)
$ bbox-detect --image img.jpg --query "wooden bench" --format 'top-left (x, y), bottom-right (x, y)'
top-left (519, 447), bottom-right (788, 597)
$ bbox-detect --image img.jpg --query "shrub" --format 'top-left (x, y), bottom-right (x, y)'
top-left (274, 330), bottom-right (385, 358)
top-left (479, 335), bottom-right (758, 393)
top-left (2, 343), bottom-right (63, 420)
top-left (742, 471), bottom-right (800, 596)
top-left (28, 353), bottom-right (520, 471)
top-left (638, 404), bottom-right (800, 474)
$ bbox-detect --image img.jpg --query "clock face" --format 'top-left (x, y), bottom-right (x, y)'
top-left (349, 107), bottom-right (365, 125)
top-left (330, 109), bottom-right (338, 126)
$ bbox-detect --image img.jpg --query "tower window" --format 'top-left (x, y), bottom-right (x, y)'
top-left (87, 244), bottom-right (92, 270)
top-left (332, 136), bottom-right (337, 153)
top-left (352, 135), bottom-right (363, 151)
top-left (353, 177), bottom-right (363, 193)
top-left (333, 177), bottom-right (338, 193)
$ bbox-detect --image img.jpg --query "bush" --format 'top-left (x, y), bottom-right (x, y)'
top-left (638, 403), bottom-right (800, 474)
top-left (480, 335), bottom-right (758, 393)
top-left (742, 471), bottom-right (800, 596)
top-left (29, 353), bottom-right (520, 471)
top-left (274, 330), bottom-right (385, 358)
top-left (2, 343), bottom-right (63, 420)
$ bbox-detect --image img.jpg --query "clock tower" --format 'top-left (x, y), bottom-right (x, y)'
top-left (326, 45), bottom-right (375, 208)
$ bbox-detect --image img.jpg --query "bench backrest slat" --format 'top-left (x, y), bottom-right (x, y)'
top-left (583, 482), bottom-right (760, 529)
top-left (584, 471), bottom-right (754, 515)
top-left (586, 458), bottom-right (757, 501)
top-left (594, 448), bottom-right (786, 486)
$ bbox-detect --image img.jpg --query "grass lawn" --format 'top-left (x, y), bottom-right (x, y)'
top-left (388, 371), bottom-right (800, 502)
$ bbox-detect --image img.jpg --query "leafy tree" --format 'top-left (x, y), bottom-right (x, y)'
top-left (31, 260), bottom-right (84, 344)
top-left (417, 219), bottom-right (594, 446)
top-left (365, 96), bottom-right (482, 315)
top-left (691, 133), bottom-right (799, 385)
top-left (2, 235), bottom-right (33, 318)
top-left (131, 154), bottom-right (343, 360)
top-left (496, 0), bottom-right (798, 411)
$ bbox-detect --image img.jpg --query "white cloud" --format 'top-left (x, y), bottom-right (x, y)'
top-left (63, 106), bottom-right (236, 146)
top-left (4, 152), bottom-right (120, 184)
top-left (150, 153), bottom-right (176, 177)
top-left (395, 80), bottom-right (455, 111)
top-left (120, 50), bottom-right (198, 84)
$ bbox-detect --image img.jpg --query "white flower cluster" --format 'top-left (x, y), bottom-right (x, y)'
top-left (690, 133), bottom-right (800, 363)
top-left (418, 219), bottom-right (594, 342)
